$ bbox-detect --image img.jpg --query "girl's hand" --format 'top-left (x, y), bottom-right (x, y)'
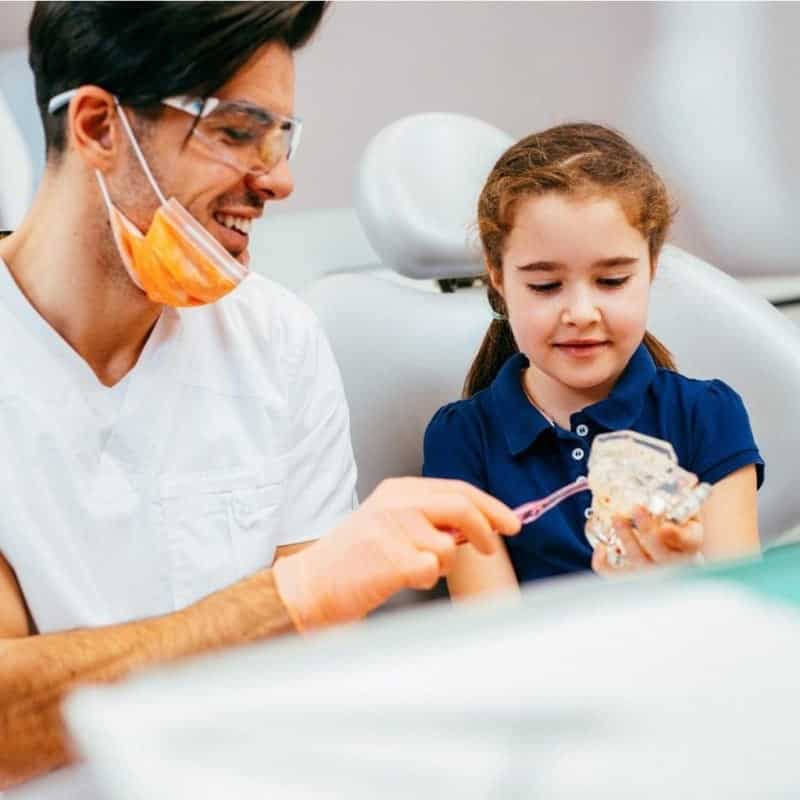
top-left (591, 505), bottom-right (704, 577)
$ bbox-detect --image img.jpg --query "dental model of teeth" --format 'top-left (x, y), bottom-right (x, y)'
top-left (584, 430), bottom-right (712, 549)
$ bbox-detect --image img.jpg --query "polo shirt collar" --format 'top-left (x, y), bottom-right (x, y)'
top-left (581, 344), bottom-right (657, 430)
top-left (491, 352), bottom-right (553, 456)
top-left (491, 344), bottom-right (657, 456)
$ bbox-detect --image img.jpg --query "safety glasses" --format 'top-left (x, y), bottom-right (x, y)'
top-left (48, 90), bottom-right (302, 175)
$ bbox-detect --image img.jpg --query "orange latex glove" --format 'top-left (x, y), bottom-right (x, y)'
top-left (272, 478), bottom-right (521, 632)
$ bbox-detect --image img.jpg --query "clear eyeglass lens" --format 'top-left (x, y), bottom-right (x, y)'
top-left (193, 104), bottom-right (295, 173)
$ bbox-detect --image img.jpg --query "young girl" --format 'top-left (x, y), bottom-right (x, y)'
top-left (422, 123), bottom-right (763, 598)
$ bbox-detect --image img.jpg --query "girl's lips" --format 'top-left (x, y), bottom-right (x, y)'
top-left (553, 341), bottom-right (610, 358)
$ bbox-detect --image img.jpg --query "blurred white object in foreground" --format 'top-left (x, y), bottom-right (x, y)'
top-left (66, 577), bottom-right (800, 799)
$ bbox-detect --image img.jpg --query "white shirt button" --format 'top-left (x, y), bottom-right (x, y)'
top-left (584, 507), bottom-right (594, 519)
top-left (571, 447), bottom-right (585, 461)
top-left (576, 423), bottom-right (589, 437)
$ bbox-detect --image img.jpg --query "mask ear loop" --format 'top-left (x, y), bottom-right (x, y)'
top-left (95, 168), bottom-right (116, 215)
top-left (94, 165), bottom-right (145, 290)
top-left (112, 98), bottom-right (168, 206)
top-left (94, 98), bottom-right (168, 215)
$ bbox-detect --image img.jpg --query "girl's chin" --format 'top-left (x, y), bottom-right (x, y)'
top-left (525, 349), bottom-right (630, 395)
top-left (549, 366), bottom-right (621, 395)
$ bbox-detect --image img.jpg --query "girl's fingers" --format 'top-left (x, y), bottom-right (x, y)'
top-left (659, 518), bottom-right (704, 554)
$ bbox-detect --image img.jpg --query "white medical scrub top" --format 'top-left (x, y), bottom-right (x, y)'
top-left (0, 257), bottom-right (360, 797)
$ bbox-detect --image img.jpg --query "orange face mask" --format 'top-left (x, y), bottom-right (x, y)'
top-left (97, 102), bottom-right (248, 307)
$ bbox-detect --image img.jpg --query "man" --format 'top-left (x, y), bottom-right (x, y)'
top-left (0, 3), bottom-right (520, 794)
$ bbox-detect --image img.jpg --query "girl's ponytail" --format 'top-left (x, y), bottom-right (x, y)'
top-left (463, 282), bottom-right (519, 398)
top-left (642, 331), bottom-right (676, 370)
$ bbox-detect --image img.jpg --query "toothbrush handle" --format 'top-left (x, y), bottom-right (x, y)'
top-left (446, 476), bottom-right (590, 544)
top-left (513, 476), bottom-right (589, 525)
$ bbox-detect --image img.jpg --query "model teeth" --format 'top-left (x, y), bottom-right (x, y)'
top-left (219, 214), bottom-right (251, 235)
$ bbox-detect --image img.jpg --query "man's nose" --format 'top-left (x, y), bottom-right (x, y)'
top-left (245, 157), bottom-right (294, 201)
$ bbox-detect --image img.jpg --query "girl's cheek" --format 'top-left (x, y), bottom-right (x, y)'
top-left (606, 298), bottom-right (649, 336)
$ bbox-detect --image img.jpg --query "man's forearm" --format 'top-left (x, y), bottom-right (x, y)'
top-left (0, 569), bottom-right (294, 789)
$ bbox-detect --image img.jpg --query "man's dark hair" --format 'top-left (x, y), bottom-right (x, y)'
top-left (29, 1), bottom-right (327, 158)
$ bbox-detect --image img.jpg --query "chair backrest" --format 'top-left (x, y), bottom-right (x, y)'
top-left (305, 272), bottom-right (487, 495)
top-left (304, 113), bottom-right (800, 547)
top-left (305, 110), bottom-right (512, 494)
top-left (248, 207), bottom-right (379, 294)
top-left (648, 247), bottom-right (800, 542)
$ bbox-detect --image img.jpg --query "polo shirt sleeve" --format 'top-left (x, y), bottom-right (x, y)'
top-left (689, 379), bottom-right (765, 488)
top-left (277, 315), bottom-right (358, 546)
top-left (422, 402), bottom-right (489, 492)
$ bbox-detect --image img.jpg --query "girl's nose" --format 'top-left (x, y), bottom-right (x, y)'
top-left (560, 289), bottom-right (602, 327)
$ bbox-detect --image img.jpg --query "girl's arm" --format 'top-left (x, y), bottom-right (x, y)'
top-left (447, 534), bottom-right (520, 601)
top-left (700, 464), bottom-right (760, 559)
top-left (688, 380), bottom-right (762, 559)
top-left (422, 405), bottom-right (518, 600)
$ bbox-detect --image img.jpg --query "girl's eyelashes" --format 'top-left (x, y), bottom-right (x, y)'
top-left (525, 275), bottom-right (631, 294)
top-left (527, 282), bottom-right (561, 294)
top-left (597, 275), bottom-right (631, 288)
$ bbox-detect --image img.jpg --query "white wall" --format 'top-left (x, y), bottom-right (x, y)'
top-left (0, 1), bottom-right (29, 47)
top-left (290, 1), bottom-right (656, 213)
top-left (2, 1), bottom-right (798, 276)
top-left (289, 1), bottom-right (800, 276)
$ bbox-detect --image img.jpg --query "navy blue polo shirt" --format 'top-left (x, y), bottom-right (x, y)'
top-left (422, 345), bottom-right (765, 584)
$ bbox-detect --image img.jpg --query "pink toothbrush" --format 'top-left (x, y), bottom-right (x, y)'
top-left (512, 475), bottom-right (589, 524)
top-left (449, 476), bottom-right (589, 543)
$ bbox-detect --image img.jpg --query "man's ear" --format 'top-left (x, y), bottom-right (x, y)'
top-left (67, 86), bottom-right (122, 172)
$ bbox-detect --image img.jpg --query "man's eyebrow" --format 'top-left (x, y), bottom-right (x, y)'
top-left (213, 100), bottom-right (273, 124)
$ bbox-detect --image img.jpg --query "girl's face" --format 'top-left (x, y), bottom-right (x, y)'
top-left (493, 192), bottom-right (652, 400)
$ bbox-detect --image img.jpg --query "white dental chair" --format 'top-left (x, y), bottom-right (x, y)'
top-left (304, 112), bottom-right (800, 548)
top-left (247, 206), bottom-right (380, 293)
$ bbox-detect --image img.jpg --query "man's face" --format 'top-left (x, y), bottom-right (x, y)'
top-left (117, 41), bottom-right (296, 266)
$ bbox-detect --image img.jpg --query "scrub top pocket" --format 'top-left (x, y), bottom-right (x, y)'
top-left (159, 465), bottom-right (285, 609)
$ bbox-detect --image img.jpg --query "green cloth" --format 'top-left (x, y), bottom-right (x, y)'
top-left (693, 543), bottom-right (800, 609)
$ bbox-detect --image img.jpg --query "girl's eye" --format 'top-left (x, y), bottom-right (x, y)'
top-left (598, 275), bottom-right (631, 288)
top-left (527, 282), bottom-right (561, 294)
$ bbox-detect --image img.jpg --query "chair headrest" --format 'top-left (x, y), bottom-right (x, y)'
top-left (354, 113), bottom-right (514, 280)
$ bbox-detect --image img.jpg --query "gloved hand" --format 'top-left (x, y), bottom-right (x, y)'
top-left (591, 505), bottom-right (704, 576)
top-left (272, 477), bottom-right (521, 632)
